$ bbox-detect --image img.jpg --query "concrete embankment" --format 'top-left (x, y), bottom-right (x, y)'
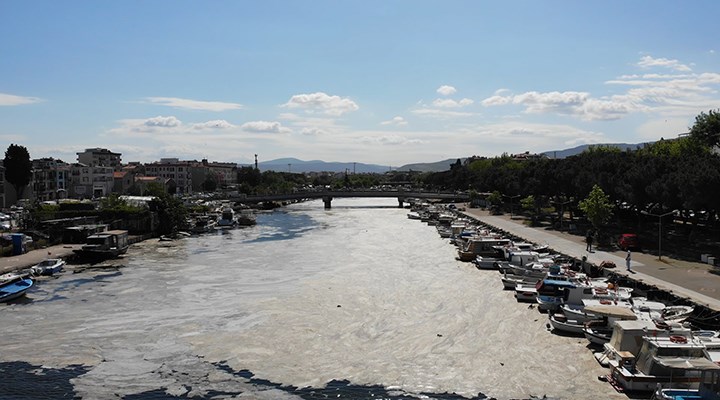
top-left (0, 233), bottom-right (154, 275)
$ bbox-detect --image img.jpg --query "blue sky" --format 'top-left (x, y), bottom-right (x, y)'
top-left (2, 1), bottom-right (719, 167)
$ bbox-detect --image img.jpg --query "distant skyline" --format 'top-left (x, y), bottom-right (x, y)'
top-left (2, 1), bottom-right (719, 167)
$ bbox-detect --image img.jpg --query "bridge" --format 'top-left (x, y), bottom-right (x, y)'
top-left (231, 190), bottom-right (469, 209)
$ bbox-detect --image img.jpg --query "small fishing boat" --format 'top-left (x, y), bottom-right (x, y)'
top-left (0, 276), bottom-right (34, 302)
top-left (31, 258), bottom-right (65, 276)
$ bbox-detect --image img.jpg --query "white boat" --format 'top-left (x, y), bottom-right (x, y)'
top-left (582, 304), bottom-right (645, 346)
top-left (31, 258), bottom-right (65, 276)
top-left (216, 207), bottom-right (237, 229)
top-left (407, 211), bottom-right (421, 220)
top-left (457, 236), bottom-right (510, 262)
top-left (609, 334), bottom-right (718, 393)
top-left (547, 311), bottom-right (586, 335)
top-left (191, 215), bottom-right (217, 233)
top-left (594, 319), bottom-right (688, 367)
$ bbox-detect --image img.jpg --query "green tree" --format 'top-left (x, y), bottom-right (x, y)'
top-left (3, 144), bottom-right (33, 200)
top-left (149, 193), bottom-right (188, 235)
top-left (578, 184), bottom-right (614, 231)
top-left (689, 109), bottom-right (720, 148)
top-left (201, 173), bottom-right (218, 192)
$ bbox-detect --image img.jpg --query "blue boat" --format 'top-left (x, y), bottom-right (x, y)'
top-left (0, 277), bottom-right (34, 302)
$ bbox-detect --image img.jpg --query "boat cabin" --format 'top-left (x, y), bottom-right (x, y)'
top-left (74, 230), bottom-right (129, 259)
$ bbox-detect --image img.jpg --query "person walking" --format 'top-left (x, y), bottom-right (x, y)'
top-left (626, 250), bottom-right (632, 272)
top-left (586, 229), bottom-right (594, 252)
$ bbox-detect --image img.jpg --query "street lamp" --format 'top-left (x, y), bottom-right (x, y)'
top-left (503, 194), bottom-right (521, 219)
top-left (641, 210), bottom-right (674, 260)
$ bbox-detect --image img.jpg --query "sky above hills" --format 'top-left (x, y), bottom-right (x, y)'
top-left (2, 1), bottom-right (720, 167)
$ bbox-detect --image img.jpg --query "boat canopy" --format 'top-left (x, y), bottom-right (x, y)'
top-left (584, 305), bottom-right (638, 320)
top-left (656, 357), bottom-right (720, 370)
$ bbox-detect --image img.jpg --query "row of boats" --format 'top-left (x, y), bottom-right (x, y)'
top-left (0, 258), bottom-right (66, 303)
top-left (189, 206), bottom-right (256, 233)
top-left (409, 203), bottom-right (720, 400)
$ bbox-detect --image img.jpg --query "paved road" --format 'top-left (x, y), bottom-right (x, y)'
top-left (461, 208), bottom-right (720, 312)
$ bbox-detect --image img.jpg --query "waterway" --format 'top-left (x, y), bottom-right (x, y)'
top-left (0, 198), bottom-right (628, 400)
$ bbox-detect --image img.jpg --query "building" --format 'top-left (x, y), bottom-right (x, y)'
top-left (202, 159), bottom-right (238, 188)
top-left (144, 158), bottom-right (192, 195)
top-left (76, 148), bottom-right (122, 171)
top-left (31, 158), bottom-right (69, 202)
top-left (69, 163), bottom-right (114, 199)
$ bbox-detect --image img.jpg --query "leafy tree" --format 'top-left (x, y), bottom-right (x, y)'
top-left (689, 109), bottom-right (720, 148)
top-left (486, 190), bottom-right (502, 207)
top-left (578, 184), bottom-right (614, 231)
top-left (237, 166), bottom-right (261, 187)
top-left (149, 193), bottom-right (188, 235)
top-left (3, 144), bottom-right (32, 200)
top-left (201, 173), bottom-right (218, 192)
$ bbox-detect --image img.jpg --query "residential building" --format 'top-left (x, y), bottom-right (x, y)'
top-left (31, 158), bottom-right (69, 202)
top-left (69, 163), bottom-right (114, 199)
top-left (144, 158), bottom-right (192, 195)
top-left (202, 159), bottom-right (238, 188)
top-left (76, 148), bottom-right (122, 171)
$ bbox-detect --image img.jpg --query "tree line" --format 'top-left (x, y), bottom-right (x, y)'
top-left (420, 110), bottom-right (720, 236)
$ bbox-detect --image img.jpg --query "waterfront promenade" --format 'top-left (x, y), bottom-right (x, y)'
top-left (462, 207), bottom-right (720, 312)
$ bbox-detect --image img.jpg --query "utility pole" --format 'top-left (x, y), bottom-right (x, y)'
top-left (254, 154), bottom-right (258, 170)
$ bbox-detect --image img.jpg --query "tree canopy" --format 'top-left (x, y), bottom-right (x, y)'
top-left (3, 144), bottom-right (32, 199)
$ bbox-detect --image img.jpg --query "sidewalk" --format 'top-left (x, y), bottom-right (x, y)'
top-left (461, 208), bottom-right (720, 312)
top-left (0, 244), bottom-right (82, 275)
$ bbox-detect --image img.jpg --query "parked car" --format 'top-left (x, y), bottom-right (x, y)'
top-left (618, 233), bottom-right (639, 250)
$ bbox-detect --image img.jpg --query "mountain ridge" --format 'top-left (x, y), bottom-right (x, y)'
top-left (252, 142), bottom-right (653, 173)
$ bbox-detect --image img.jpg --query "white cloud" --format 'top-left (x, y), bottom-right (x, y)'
top-left (145, 97), bottom-right (243, 111)
top-left (282, 92), bottom-right (359, 116)
top-left (432, 98), bottom-right (474, 108)
top-left (241, 120), bottom-right (291, 133)
top-left (637, 56), bottom-right (692, 72)
top-left (481, 95), bottom-right (512, 106)
top-left (192, 120), bottom-right (235, 129)
top-left (411, 108), bottom-right (474, 118)
top-left (300, 127), bottom-right (328, 136)
top-left (436, 85), bottom-right (457, 96)
top-left (358, 135), bottom-right (426, 145)
top-left (0, 93), bottom-right (43, 106)
top-left (144, 116), bottom-right (182, 127)
top-left (380, 116), bottom-right (408, 126)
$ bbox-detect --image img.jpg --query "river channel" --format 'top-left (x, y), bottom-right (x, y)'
top-left (0, 198), bottom-right (628, 400)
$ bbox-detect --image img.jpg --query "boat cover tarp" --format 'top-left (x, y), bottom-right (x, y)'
top-left (583, 305), bottom-right (638, 320)
top-left (656, 357), bottom-right (720, 370)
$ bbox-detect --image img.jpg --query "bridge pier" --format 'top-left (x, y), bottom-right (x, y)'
top-left (322, 196), bottom-right (333, 209)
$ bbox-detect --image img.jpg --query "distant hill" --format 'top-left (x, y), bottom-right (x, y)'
top-left (542, 142), bottom-right (652, 159)
top-left (246, 143), bottom-right (655, 174)
top-left (396, 158), bottom-right (464, 172)
top-left (251, 158), bottom-right (392, 173)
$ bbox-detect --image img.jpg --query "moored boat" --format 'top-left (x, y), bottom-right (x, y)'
top-left (0, 276), bottom-right (34, 302)
top-left (31, 258), bottom-right (65, 276)
top-left (73, 230), bottom-right (129, 260)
